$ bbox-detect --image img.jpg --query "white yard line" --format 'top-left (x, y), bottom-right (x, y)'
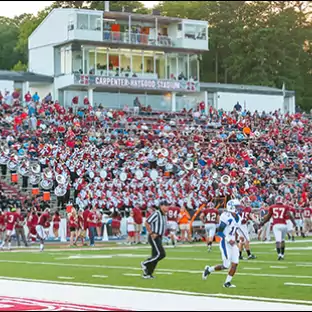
top-left (57, 276), bottom-right (74, 280)
top-left (270, 266), bottom-right (288, 269)
top-left (155, 272), bottom-right (172, 275)
top-left (123, 273), bottom-right (141, 277)
top-left (92, 275), bottom-right (108, 279)
top-left (1, 259), bottom-right (312, 279)
top-left (284, 282), bottom-right (312, 287)
top-left (0, 277), bottom-right (312, 308)
top-left (242, 268), bottom-right (261, 270)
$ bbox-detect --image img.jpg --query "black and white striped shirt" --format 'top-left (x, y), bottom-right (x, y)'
top-left (146, 209), bottom-right (166, 236)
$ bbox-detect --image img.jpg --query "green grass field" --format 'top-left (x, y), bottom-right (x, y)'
top-left (1, 240), bottom-right (312, 304)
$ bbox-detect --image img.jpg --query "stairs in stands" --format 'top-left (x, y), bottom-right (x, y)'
top-left (0, 180), bottom-right (26, 203)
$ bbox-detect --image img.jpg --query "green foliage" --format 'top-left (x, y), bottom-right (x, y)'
top-left (12, 61), bottom-right (28, 72)
top-left (0, 0), bottom-right (312, 110)
top-left (157, 0), bottom-right (312, 111)
top-left (0, 17), bottom-right (21, 70)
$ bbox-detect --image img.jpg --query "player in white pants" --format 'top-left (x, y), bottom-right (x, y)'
top-left (202, 199), bottom-right (243, 288)
top-left (167, 221), bottom-right (178, 247)
top-left (261, 197), bottom-right (296, 260)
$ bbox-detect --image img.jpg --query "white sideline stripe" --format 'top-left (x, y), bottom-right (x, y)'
top-left (297, 265), bottom-right (312, 267)
top-left (123, 273), bottom-right (141, 277)
top-left (284, 282), bottom-right (312, 287)
top-left (1, 259), bottom-right (312, 279)
top-left (270, 266), bottom-right (288, 269)
top-left (1, 276), bottom-right (312, 307)
top-left (92, 275), bottom-right (108, 279)
top-left (57, 276), bottom-right (74, 280)
top-left (242, 268), bottom-right (261, 270)
top-left (54, 254), bottom-right (312, 265)
top-left (7, 239), bottom-right (312, 253)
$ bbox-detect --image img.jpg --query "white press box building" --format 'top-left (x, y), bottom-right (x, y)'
top-left (0, 6), bottom-right (296, 113)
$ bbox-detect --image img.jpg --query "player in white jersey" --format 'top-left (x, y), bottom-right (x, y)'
top-left (202, 199), bottom-right (242, 288)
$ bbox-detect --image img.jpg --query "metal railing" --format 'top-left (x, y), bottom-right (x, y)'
top-left (102, 31), bottom-right (173, 47)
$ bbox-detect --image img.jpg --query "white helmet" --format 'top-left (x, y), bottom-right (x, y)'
top-left (275, 196), bottom-right (284, 204)
top-left (226, 199), bottom-right (241, 213)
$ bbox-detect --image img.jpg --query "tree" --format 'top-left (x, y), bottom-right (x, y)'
top-left (14, 9), bottom-right (51, 64)
top-left (156, 1), bottom-right (312, 110)
top-left (12, 61), bottom-right (28, 72)
top-left (0, 17), bottom-right (21, 70)
top-left (89, 1), bottom-right (149, 13)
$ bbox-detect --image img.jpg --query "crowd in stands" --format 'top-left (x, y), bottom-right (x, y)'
top-left (0, 88), bottom-right (311, 242)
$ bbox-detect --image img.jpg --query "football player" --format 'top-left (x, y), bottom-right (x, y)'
top-left (167, 205), bottom-right (180, 247)
top-left (260, 196), bottom-right (296, 260)
top-left (200, 202), bottom-right (219, 252)
top-left (36, 208), bottom-right (51, 252)
top-left (1, 206), bottom-right (18, 250)
top-left (238, 197), bottom-right (257, 259)
top-left (202, 199), bottom-right (243, 288)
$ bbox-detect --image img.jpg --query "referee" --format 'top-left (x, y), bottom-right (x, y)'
top-left (141, 200), bottom-right (169, 279)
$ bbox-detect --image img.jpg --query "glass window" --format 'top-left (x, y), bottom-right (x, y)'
top-left (184, 24), bottom-right (207, 40)
top-left (60, 48), bottom-right (65, 74)
top-left (68, 14), bottom-right (74, 31)
top-left (77, 14), bottom-right (88, 30)
top-left (132, 50), bottom-right (143, 75)
top-left (96, 48), bottom-right (108, 75)
top-left (90, 15), bottom-right (101, 31)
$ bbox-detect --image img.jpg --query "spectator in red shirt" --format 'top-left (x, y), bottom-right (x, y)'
top-left (52, 211), bottom-right (61, 239)
top-left (24, 91), bottom-right (32, 104)
top-left (87, 206), bottom-right (97, 246)
top-left (132, 206), bottom-right (143, 244)
top-left (84, 96), bottom-right (90, 105)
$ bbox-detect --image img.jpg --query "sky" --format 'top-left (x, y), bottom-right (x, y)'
top-left (0, 1), bottom-right (159, 18)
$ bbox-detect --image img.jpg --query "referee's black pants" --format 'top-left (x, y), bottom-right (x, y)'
top-left (143, 235), bottom-right (166, 275)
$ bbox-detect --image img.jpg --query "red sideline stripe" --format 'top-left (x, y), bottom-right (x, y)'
top-left (0, 296), bottom-right (132, 311)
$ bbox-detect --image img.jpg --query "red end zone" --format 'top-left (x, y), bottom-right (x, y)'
top-left (0, 296), bottom-right (130, 311)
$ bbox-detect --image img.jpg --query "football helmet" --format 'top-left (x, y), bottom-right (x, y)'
top-left (226, 199), bottom-right (241, 213)
top-left (275, 196), bottom-right (284, 204)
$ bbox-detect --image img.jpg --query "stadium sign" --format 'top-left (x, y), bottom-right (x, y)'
top-left (75, 74), bottom-right (199, 92)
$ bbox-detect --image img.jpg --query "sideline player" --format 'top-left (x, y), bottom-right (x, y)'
top-left (294, 207), bottom-right (304, 237)
top-left (167, 205), bottom-right (180, 247)
top-left (303, 206), bottom-right (312, 237)
top-left (285, 202), bottom-right (295, 241)
top-left (1, 207), bottom-right (18, 250)
top-left (200, 202), bottom-right (219, 252)
top-left (36, 208), bottom-right (51, 252)
top-left (260, 196), bottom-right (296, 260)
top-left (238, 197), bottom-right (257, 259)
top-left (202, 199), bottom-right (243, 288)
top-left (0, 209), bottom-right (5, 243)
top-left (258, 204), bottom-right (271, 241)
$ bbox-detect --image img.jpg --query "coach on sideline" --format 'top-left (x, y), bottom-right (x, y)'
top-left (141, 200), bottom-right (169, 279)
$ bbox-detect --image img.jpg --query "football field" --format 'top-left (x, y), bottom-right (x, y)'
top-left (1, 239), bottom-right (312, 310)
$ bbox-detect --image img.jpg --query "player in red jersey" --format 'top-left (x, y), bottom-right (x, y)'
top-left (260, 196), bottom-right (296, 260)
top-left (0, 209), bottom-right (5, 243)
top-left (303, 206), bottom-right (312, 237)
top-left (167, 205), bottom-right (180, 246)
top-left (74, 209), bottom-right (85, 246)
top-left (200, 202), bottom-right (219, 252)
top-left (36, 208), bottom-right (51, 252)
top-left (285, 204), bottom-right (296, 241)
top-left (1, 207), bottom-right (19, 250)
top-left (238, 197), bottom-right (257, 260)
top-left (294, 207), bottom-right (304, 237)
